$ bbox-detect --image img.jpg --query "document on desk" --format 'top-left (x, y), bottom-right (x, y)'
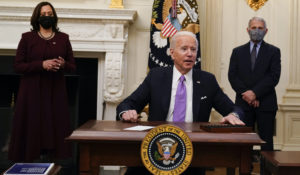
top-left (124, 125), bottom-right (154, 131)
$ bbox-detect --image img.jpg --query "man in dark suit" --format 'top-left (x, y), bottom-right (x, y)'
top-left (117, 31), bottom-right (245, 175)
top-left (228, 17), bottom-right (281, 151)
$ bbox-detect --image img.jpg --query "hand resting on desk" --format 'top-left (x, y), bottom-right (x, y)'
top-left (121, 110), bottom-right (140, 122)
top-left (220, 113), bottom-right (245, 125)
top-left (121, 110), bottom-right (245, 125)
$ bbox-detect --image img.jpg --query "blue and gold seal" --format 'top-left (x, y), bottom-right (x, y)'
top-left (141, 124), bottom-right (193, 175)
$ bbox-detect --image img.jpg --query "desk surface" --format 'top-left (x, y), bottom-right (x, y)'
top-left (66, 120), bottom-right (264, 145)
top-left (261, 151), bottom-right (300, 167)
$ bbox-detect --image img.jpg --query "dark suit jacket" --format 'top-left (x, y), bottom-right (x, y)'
top-left (117, 67), bottom-right (243, 122)
top-left (228, 41), bottom-right (281, 111)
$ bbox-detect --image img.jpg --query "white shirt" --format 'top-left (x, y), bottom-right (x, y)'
top-left (166, 66), bottom-right (193, 122)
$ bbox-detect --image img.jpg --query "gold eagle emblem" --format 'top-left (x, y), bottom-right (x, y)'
top-left (156, 137), bottom-right (179, 165)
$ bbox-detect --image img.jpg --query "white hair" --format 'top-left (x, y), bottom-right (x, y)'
top-left (170, 31), bottom-right (198, 50)
top-left (248, 17), bottom-right (267, 28)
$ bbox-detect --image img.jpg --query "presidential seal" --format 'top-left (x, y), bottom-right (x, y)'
top-left (141, 124), bottom-right (193, 175)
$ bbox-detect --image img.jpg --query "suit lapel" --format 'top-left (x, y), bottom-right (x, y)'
top-left (192, 69), bottom-right (201, 121)
top-left (254, 41), bottom-right (267, 69)
top-left (243, 42), bottom-right (252, 72)
top-left (161, 68), bottom-right (173, 117)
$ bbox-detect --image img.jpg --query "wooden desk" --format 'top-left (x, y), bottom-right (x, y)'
top-left (66, 120), bottom-right (264, 175)
top-left (261, 151), bottom-right (300, 175)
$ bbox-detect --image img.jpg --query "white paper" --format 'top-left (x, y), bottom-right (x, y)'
top-left (124, 125), bottom-right (154, 131)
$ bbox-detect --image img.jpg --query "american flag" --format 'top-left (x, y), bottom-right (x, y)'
top-left (161, 16), bottom-right (179, 37)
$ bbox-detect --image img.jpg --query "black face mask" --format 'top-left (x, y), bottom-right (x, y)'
top-left (38, 16), bottom-right (55, 29)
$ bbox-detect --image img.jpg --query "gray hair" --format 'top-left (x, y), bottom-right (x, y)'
top-left (170, 31), bottom-right (198, 50)
top-left (248, 17), bottom-right (267, 28)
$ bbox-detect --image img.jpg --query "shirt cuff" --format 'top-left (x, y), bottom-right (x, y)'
top-left (230, 112), bottom-right (240, 119)
top-left (118, 111), bottom-right (128, 120)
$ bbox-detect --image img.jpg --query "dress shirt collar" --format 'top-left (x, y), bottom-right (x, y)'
top-left (173, 66), bottom-right (193, 83)
top-left (250, 40), bottom-right (262, 52)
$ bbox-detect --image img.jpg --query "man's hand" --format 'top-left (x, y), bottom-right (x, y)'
top-left (242, 90), bottom-right (256, 104)
top-left (121, 110), bottom-right (139, 122)
top-left (251, 100), bottom-right (260, 108)
top-left (220, 113), bottom-right (245, 125)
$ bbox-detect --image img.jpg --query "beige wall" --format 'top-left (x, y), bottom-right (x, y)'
top-left (0, 0), bottom-right (110, 9)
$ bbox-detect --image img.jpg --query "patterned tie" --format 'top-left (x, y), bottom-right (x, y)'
top-left (173, 75), bottom-right (186, 122)
top-left (251, 44), bottom-right (257, 71)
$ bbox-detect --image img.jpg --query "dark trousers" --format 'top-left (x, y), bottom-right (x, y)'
top-left (125, 167), bottom-right (205, 175)
top-left (243, 110), bottom-right (276, 151)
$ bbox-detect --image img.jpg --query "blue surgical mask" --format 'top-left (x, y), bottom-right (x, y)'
top-left (248, 29), bottom-right (266, 42)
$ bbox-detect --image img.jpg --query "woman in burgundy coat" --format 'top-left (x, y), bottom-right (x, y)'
top-left (8, 1), bottom-right (76, 162)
